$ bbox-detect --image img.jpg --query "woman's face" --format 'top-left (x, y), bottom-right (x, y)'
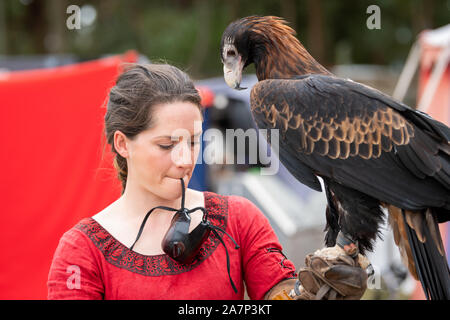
top-left (122, 101), bottom-right (203, 201)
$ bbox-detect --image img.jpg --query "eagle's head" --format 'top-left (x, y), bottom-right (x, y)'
top-left (220, 15), bottom-right (299, 89)
top-left (220, 16), bottom-right (299, 90)
top-left (220, 15), bottom-right (329, 89)
top-left (220, 16), bottom-right (260, 90)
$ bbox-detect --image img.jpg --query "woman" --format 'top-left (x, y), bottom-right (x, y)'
top-left (47, 63), bottom-right (367, 300)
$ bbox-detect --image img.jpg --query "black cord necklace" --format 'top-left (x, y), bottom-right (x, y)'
top-left (130, 178), bottom-right (240, 293)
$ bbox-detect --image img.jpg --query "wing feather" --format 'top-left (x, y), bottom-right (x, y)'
top-left (250, 74), bottom-right (450, 212)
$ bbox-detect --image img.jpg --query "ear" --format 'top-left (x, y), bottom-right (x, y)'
top-left (114, 130), bottom-right (129, 158)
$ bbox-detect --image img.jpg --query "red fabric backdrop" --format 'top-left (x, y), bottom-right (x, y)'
top-left (0, 52), bottom-right (137, 299)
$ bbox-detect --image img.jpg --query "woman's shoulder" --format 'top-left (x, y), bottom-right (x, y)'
top-left (49, 217), bottom-right (102, 271)
top-left (203, 189), bottom-right (248, 203)
top-left (57, 217), bottom-right (99, 248)
top-left (204, 190), bottom-right (264, 220)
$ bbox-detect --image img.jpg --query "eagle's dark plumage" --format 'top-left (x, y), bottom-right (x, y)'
top-left (221, 15), bottom-right (450, 299)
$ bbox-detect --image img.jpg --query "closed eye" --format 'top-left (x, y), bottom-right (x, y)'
top-left (159, 144), bottom-right (174, 150)
top-left (159, 141), bottom-right (199, 150)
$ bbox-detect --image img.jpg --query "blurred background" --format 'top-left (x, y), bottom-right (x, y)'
top-left (0, 0), bottom-right (449, 300)
top-left (0, 0), bottom-right (448, 79)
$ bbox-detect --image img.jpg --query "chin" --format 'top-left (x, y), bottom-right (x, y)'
top-left (160, 176), bottom-right (190, 199)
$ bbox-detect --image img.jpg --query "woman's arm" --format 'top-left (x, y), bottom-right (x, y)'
top-left (264, 278), bottom-right (297, 300)
top-left (228, 195), bottom-right (297, 300)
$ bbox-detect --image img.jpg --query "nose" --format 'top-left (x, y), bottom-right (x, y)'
top-left (171, 141), bottom-right (193, 168)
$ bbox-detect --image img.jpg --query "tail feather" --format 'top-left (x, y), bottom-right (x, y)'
top-left (402, 209), bottom-right (450, 300)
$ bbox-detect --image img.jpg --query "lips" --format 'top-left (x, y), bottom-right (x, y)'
top-left (169, 174), bottom-right (189, 183)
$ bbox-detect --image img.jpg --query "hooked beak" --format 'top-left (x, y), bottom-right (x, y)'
top-left (223, 56), bottom-right (247, 90)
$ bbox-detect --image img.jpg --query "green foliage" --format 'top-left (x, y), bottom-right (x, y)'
top-left (1, 0), bottom-right (449, 78)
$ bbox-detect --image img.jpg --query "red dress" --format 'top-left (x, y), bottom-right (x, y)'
top-left (47, 192), bottom-right (297, 300)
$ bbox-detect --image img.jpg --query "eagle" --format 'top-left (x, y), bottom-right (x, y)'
top-left (220, 15), bottom-right (450, 300)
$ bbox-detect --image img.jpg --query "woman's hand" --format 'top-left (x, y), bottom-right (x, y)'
top-left (265, 245), bottom-right (372, 300)
top-left (293, 245), bottom-right (371, 300)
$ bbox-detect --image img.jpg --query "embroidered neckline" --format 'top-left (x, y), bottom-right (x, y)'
top-left (75, 191), bottom-right (228, 276)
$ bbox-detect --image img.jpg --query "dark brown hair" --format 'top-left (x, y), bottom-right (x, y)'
top-left (104, 63), bottom-right (203, 192)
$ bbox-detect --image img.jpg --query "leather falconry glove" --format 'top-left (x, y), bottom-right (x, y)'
top-left (265, 232), bottom-right (373, 300)
top-left (291, 232), bottom-right (373, 300)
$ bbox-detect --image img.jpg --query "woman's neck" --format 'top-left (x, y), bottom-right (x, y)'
top-left (117, 182), bottom-right (182, 222)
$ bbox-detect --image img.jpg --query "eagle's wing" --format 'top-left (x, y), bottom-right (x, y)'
top-left (250, 74), bottom-right (450, 213)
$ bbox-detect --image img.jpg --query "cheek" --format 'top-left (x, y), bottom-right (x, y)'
top-left (136, 147), bottom-right (172, 173)
top-left (154, 151), bottom-right (175, 170)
